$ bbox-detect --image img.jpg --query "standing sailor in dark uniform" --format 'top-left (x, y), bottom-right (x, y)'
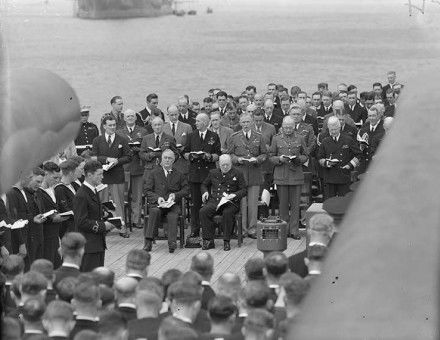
top-left (55, 160), bottom-right (79, 237)
top-left (35, 162), bottom-right (69, 268)
top-left (269, 116), bottom-right (308, 239)
top-left (184, 113), bottom-right (221, 238)
top-left (23, 168), bottom-right (47, 267)
top-left (318, 116), bottom-right (361, 199)
top-left (199, 154), bottom-right (247, 251)
top-left (73, 160), bottom-right (116, 272)
top-left (74, 106), bottom-right (99, 156)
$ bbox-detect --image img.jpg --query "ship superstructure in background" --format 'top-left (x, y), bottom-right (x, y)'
top-left (74, 0), bottom-right (173, 19)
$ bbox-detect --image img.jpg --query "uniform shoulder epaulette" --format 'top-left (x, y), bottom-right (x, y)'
top-left (253, 130), bottom-right (262, 135)
top-left (231, 131), bottom-right (242, 136)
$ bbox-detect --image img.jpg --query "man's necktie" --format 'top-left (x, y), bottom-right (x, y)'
top-left (333, 137), bottom-right (337, 142)
top-left (200, 133), bottom-right (204, 141)
top-left (172, 123), bottom-right (176, 136)
top-left (155, 135), bottom-right (160, 148)
top-left (107, 135), bottom-right (112, 147)
top-left (246, 132), bottom-right (250, 140)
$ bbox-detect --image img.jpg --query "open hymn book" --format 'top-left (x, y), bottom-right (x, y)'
top-left (0, 219), bottom-right (28, 229)
top-left (281, 155), bottom-right (297, 161)
top-left (158, 196), bottom-right (175, 209)
top-left (216, 193), bottom-right (236, 211)
top-left (103, 161), bottom-right (117, 171)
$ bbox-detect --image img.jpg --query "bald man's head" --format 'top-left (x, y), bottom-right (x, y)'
top-left (195, 113), bottom-right (210, 131)
top-left (217, 273), bottom-right (241, 302)
top-left (114, 277), bottom-right (138, 302)
top-left (190, 252), bottom-right (214, 280)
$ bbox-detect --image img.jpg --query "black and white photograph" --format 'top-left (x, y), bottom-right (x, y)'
top-left (0, 0), bottom-right (439, 339)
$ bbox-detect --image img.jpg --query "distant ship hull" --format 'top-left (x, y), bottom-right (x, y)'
top-left (76, 0), bottom-right (173, 19)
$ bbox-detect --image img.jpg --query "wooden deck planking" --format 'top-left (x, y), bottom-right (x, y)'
top-left (104, 228), bottom-right (306, 284)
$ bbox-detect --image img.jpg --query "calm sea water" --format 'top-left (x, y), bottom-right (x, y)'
top-left (3, 0), bottom-right (440, 123)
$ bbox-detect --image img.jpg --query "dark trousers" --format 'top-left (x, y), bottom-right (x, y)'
top-left (81, 252), bottom-right (105, 272)
top-left (43, 237), bottom-right (62, 269)
top-left (323, 183), bottom-right (350, 200)
top-left (190, 182), bottom-right (202, 231)
top-left (145, 205), bottom-right (179, 244)
top-left (27, 233), bottom-right (44, 269)
top-left (200, 201), bottom-right (239, 241)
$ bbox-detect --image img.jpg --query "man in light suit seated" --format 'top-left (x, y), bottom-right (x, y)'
top-left (144, 149), bottom-right (189, 253)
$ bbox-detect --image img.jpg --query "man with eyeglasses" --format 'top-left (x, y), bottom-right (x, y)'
top-left (75, 106), bottom-right (99, 156)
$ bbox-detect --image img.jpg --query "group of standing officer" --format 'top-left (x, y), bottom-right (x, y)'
top-left (72, 78), bottom-right (395, 253)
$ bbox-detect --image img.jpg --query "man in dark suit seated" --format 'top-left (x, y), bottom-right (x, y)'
top-left (190, 252), bottom-right (215, 310)
top-left (114, 277), bottom-right (138, 322)
top-left (42, 300), bottom-right (75, 340)
top-left (70, 280), bottom-right (100, 339)
top-left (127, 279), bottom-right (163, 340)
top-left (92, 115), bottom-right (132, 238)
top-left (54, 232), bottom-right (86, 287)
top-left (288, 213), bottom-right (335, 277)
top-left (144, 149), bottom-right (189, 253)
top-left (199, 154), bottom-right (247, 251)
top-left (73, 160), bottom-right (116, 272)
top-left (35, 162), bottom-right (69, 268)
